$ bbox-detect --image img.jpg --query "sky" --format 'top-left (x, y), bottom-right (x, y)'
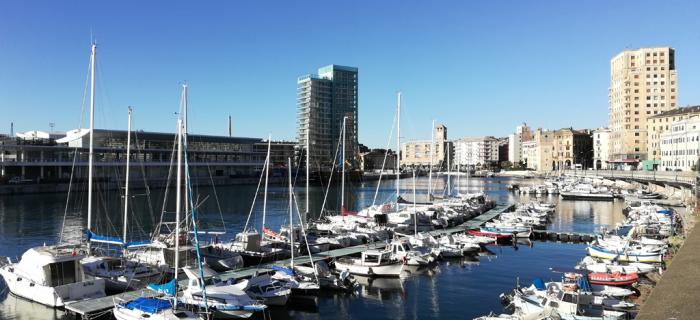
top-left (1, 1), bottom-right (699, 148)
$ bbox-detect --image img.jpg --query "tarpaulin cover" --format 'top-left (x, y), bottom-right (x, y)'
top-left (124, 297), bottom-right (172, 314)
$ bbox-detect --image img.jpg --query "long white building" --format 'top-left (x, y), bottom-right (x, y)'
top-left (659, 116), bottom-right (700, 171)
top-left (453, 136), bottom-right (499, 169)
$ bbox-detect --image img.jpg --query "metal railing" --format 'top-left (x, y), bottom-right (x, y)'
top-left (560, 169), bottom-right (696, 185)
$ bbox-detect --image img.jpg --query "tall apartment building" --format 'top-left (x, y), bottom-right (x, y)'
top-left (453, 136), bottom-right (500, 169)
top-left (608, 47), bottom-right (678, 166)
top-left (297, 65), bottom-right (358, 170)
top-left (401, 124), bottom-right (450, 169)
top-left (508, 123), bottom-right (533, 164)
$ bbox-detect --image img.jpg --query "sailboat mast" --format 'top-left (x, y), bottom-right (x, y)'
top-left (288, 158), bottom-right (294, 269)
top-left (396, 92), bottom-right (401, 204)
top-left (447, 147), bottom-right (451, 195)
top-left (306, 124), bottom-right (310, 218)
top-left (413, 170), bottom-right (417, 235)
top-left (341, 116), bottom-right (346, 212)
top-left (261, 136), bottom-right (271, 241)
top-left (122, 106), bottom-right (132, 254)
top-left (174, 118), bottom-right (183, 308)
top-left (429, 119), bottom-right (434, 196)
top-left (182, 84), bottom-right (189, 232)
top-left (87, 43), bottom-right (96, 251)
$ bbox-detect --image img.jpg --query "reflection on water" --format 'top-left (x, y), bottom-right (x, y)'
top-left (0, 177), bottom-right (629, 319)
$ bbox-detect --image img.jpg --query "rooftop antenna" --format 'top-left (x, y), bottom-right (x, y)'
top-left (49, 122), bottom-right (55, 133)
top-left (10, 122), bottom-right (13, 136)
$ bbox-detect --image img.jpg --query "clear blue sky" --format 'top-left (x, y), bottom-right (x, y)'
top-left (1, 1), bottom-right (699, 147)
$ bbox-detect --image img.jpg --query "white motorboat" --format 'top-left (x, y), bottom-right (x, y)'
top-left (387, 239), bottom-right (433, 266)
top-left (334, 249), bottom-right (405, 277)
top-left (181, 266), bottom-right (266, 319)
top-left (0, 245), bottom-right (106, 307)
top-left (238, 274), bottom-right (291, 306)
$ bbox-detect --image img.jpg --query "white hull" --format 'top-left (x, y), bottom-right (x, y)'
top-left (334, 260), bottom-right (404, 277)
top-left (113, 304), bottom-right (198, 320)
top-left (0, 267), bottom-right (105, 307)
top-left (587, 247), bottom-right (663, 263)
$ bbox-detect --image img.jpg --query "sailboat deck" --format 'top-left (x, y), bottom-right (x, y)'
top-left (65, 203), bottom-right (512, 316)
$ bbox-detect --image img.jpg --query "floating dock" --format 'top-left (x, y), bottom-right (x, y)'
top-left (66, 203), bottom-right (513, 318)
top-left (531, 229), bottom-right (597, 243)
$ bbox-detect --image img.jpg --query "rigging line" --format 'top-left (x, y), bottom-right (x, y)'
top-left (133, 131), bottom-right (156, 236)
top-left (372, 107), bottom-right (398, 207)
top-left (243, 151), bottom-right (268, 232)
top-left (204, 160), bottom-right (226, 233)
top-left (318, 122), bottom-right (344, 219)
top-left (155, 122), bottom-right (179, 239)
top-left (291, 190), bottom-right (319, 284)
top-left (59, 51), bottom-right (92, 244)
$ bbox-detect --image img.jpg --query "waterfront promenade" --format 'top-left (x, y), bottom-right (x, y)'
top-left (637, 218), bottom-right (700, 320)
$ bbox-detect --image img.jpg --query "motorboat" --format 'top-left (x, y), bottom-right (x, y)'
top-left (238, 273), bottom-right (291, 306)
top-left (180, 266), bottom-right (266, 319)
top-left (0, 244), bottom-right (106, 307)
top-left (334, 249), bottom-right (405, 277)
top-left (588, 272), bottom-right (639, 286)
top-left (113, 297), bottom-right (198, 320)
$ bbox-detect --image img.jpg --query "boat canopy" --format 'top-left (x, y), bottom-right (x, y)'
top-left (123, 297), bottom-right (172, 314)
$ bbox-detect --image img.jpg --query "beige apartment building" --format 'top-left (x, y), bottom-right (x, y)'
top-left (647, 105), bottom-right (700, 162)
top-left (608, 47), bottom-right (678, 166)
top-left (523, 128), bottom-right (593, 171)
top-left (400, 124), bottom-right (451, 169)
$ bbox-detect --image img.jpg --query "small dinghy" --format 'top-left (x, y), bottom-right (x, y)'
top-left (468, 229), bottom-right (513, 243)
top-left (588, 272), bottom-right (639, 286)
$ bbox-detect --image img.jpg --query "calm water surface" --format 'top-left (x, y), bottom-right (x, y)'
top-left (0, 177), bottom-right (626, 319)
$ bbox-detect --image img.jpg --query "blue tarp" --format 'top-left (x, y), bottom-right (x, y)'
top-left (147, 279), bottom-right (177, 296)
top-left (271, 265), bottom-right (295, 276)
top-left (657, 209), bottom-right (672, 214)
top-left (124, 297), bottom-right (172, 314)
top-left (532, 278), bottom-right (545, 290)
top-left (86, 230), bottom-right (123, 245)
top-left (577, 276), bottom-right (592, 293)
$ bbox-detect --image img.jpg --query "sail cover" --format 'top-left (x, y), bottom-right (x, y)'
top-left (147, 279), bottom-right (177, 296)
top-left (123, 297), bottom-right (172, 314)
top-left (86, 230), bottom-right (123, 245)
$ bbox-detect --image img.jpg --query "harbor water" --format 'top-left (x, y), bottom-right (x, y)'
top-left (0, 176), bottom-right (626, 319)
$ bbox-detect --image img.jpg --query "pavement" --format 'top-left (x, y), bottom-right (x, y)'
top-left (636, 223), bottom-right (700, 320)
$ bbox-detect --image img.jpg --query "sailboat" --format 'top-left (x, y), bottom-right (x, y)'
top-left (214, 137), bottom-right (289, 266)
top-left (270, 159), bottom-right (321, 295)
top-left (0, 43), bottom-right (111, 308)
top-left (82, 106), bottom-right (162, 291)
top-left (113, 98), bottom-right (198, 320)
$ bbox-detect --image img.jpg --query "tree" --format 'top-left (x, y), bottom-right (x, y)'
top-left (500, 161), bottom-right (513, 170)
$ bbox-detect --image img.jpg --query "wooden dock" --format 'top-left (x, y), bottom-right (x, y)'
top-left (65, 203), bottom-right (513, 317)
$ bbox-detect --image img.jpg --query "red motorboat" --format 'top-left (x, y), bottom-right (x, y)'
top-left (588, 272), bottom-right (639, 286)
top-left (467, 229), bottom-right (513, 243)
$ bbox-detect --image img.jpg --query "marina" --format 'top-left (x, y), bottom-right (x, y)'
top-left (1, 3), bottom-right (699, 318)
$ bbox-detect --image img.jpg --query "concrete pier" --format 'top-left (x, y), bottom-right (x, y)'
top-left (637, 223), bottom-right (700, 320)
